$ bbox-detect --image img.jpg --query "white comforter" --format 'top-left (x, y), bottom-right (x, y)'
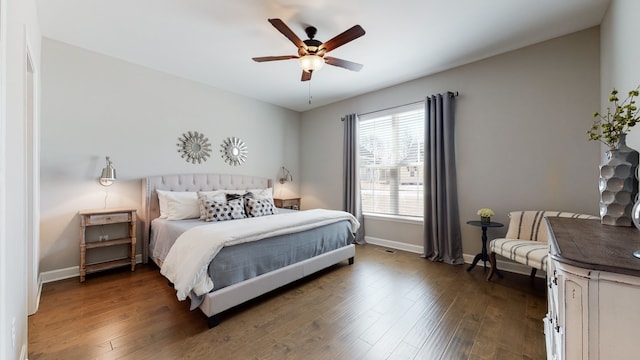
top-left (160, 209), bottom-right (359, 301)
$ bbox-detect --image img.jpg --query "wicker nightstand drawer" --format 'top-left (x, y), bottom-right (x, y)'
top-left (273, 197), bottom-right (301, 210)
top-left (85, 212), bottom-right (130, 225)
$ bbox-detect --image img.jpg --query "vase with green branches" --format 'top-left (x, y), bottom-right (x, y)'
top-left (588, 85), bottom-right (640, 226)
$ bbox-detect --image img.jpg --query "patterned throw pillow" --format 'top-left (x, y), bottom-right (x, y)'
top-left (203, 198), bottom-right (246, 222)
top-left (244, 198), bottom-right (278, 218)
top-left (197, 191), bottom-right (227, 219)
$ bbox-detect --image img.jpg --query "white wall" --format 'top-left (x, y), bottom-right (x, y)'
top-left (601, 0), bottom-right (640, 150)
top-left (39, 38), bottom-right (300, 274)
top-left (1, 0), bottom-right (41, 358)
top-left (300, 27), bottom-right (601, 256)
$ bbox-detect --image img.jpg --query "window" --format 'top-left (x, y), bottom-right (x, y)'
top-left (359, 103), bottom-right (425, 218)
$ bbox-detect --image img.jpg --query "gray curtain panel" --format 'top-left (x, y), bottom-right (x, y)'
top-left (423, 92), bottom-right (463, 264)
top-left (343, 113), bottom-right (366, 244)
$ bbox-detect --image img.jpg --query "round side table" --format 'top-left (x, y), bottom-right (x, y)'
top-left (466, 220), bottom-right (504, 272)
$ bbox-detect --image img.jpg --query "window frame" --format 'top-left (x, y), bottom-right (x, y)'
top-left (358, 103), bottom-right (425, 218)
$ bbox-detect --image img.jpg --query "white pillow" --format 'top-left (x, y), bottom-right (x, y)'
top-left (157, 190), bottom-right (169, 218)
top-left (247, 188), bottom-right (273, 201)
top-left (156, 190), bottom-right (199, 220)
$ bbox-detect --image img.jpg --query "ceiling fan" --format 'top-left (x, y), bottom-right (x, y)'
top-left (252, 18), bottom-right (365, 81)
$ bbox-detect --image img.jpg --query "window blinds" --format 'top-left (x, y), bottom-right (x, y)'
top-left (358, 103), bottom-right (425, 217)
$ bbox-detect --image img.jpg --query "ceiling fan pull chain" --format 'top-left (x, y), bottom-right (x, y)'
top-left (308, 81), bottom-right (312, 105)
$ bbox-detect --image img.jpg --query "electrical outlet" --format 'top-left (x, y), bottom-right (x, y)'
top-left (99, 234), bottom-right (109, 241)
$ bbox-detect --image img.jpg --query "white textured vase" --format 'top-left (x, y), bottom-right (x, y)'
top-left (617, 134), bottom-right (639, 186)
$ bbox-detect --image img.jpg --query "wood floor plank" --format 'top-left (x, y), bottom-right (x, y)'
top-left (387, 341), bottom-right (420, 360)
top-left (439, 285), bottom-right (489, 359)
top-left (29, 244), bottom-right (547, 359)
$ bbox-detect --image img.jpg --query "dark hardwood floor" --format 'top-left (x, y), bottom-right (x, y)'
top-left (29, 244), bottom-right (547, 359)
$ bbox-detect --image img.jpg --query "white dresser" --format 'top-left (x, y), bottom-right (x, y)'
top-left (544, 217), bottom-right (640, 360)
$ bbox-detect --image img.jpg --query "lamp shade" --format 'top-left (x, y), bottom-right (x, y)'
top-left (298, 55), bottom-right (324, 73)
top-left (99, 156), bottom-right (116, 186)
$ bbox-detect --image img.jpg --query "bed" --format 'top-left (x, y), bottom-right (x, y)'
top-left (141, 174), bottom-right (358, 328)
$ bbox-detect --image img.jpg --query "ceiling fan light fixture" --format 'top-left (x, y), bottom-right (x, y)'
top-left (298, 54), bottom-right (324, 73)
top-left (254, 19), bottom-right (365, 81)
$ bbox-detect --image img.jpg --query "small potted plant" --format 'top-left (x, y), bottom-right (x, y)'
top-left (477, 208), bottom-right (494, 224)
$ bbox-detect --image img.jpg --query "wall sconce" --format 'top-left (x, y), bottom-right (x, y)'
top-left (99, 156), bottom-right (117, 186)
top-left (279, 166), bottom-right (293, 184)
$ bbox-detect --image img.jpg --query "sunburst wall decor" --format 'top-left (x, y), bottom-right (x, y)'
top-left (220, 137), bottom-right (248, 166)
top-left (177, 131), bottom-right (212, 164)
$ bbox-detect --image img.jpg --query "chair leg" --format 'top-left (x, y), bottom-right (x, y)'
top-left (487, 252), bottom-right (497, 281)
top-left (530, 268), bottom-right (537, 284)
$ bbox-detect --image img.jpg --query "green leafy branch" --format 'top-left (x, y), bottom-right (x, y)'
top-left (588, 85), bottom-right (640, 149)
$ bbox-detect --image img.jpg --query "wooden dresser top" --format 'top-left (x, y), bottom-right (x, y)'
top-left (547, 217), bottom-right (640, 277)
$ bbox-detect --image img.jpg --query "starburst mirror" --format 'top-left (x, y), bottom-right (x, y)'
top-left (177, 131), bottom-right (211, 164)
top-left (220, 137), bottom-right (248, 166)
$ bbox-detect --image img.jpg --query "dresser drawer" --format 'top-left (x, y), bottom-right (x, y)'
top-left (86, 212), bottom-right (130, 225)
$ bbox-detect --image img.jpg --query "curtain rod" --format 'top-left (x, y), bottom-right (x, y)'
top-left (353, 91), bottom-right (459, 118)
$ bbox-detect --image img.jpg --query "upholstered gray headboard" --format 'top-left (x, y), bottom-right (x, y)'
top-left (141, 174), bottom-right (272, 263)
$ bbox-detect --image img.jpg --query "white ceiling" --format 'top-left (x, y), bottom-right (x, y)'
top-left (37, 0), bottom-right (610, 112)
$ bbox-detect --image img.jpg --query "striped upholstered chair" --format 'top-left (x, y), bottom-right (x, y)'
top-left (486, 211), bottom-right (598, 282)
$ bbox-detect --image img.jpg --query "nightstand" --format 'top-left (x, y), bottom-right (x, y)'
top-left (79, 208), bottom-right (136, 282)
top-left (273, 197), bottom-right (301, 210)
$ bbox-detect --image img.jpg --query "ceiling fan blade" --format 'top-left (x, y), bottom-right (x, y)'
top-left (301, 71), bottom-right (312, 82)
top-left (320, 25), bottom-right (365, 53)
top-left (252, 55), bottom-right (298, 62)
top-left (268, 18), bottom-right (305, 49)
top-left (324, 57), bottom-right (364, 71)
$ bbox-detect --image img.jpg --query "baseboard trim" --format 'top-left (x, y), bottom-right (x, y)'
top-left (40, 254), bottom-right (144, 284)
top-left (20, 343), bottom-right (27, 360)
top-left (40, 265), bottom-right (79, 283)
top-left (28, 274), bottom-right (43, 315)
top-left (39, 247), bottom-right (544, 284)
top-left (364, 236), bottom-right (423, 254)
top-left (365, 236), bottom-right (544, 278)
